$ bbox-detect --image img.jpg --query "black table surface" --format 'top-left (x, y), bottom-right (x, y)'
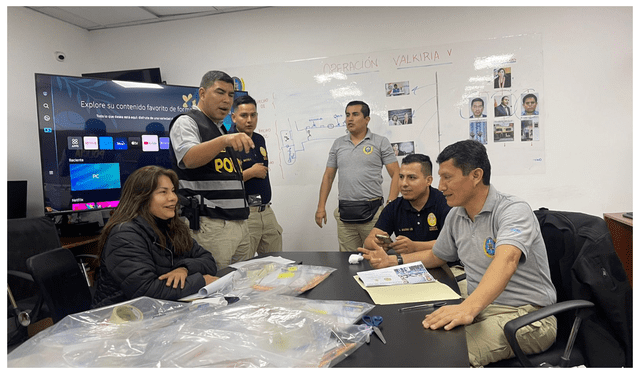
top-left (224, 251), bottom-right (469, 367)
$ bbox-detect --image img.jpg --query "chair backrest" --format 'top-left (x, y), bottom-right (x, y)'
top-left (26, 247), bottom-right (93, 323)
top-left (534, 208), bottom-right (632, 367)
top-left (8, 216), bottom-right (62, 298)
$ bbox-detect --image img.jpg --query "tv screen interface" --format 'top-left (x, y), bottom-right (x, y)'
top-left (35, 73), bottom-right (199, 215)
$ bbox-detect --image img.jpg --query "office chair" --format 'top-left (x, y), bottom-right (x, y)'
top-left (7, 216), bottom-right (63, 347)
top-left (7, 216), bottom-right (62, 298)
top-left (7, 217), bottom-right (97, 351)
top-left (26, 247), bottom-right (93, 324)
top-left (489, 208), bottom-right (632, 367)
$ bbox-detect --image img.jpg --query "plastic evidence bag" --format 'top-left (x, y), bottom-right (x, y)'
top-left (7, 296), bottom-right (374, 368)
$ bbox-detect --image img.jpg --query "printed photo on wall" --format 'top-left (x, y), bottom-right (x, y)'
top-left (521, 119), bottom-right (539, 141)
top-left (493, 121), bottom-right (515, 142)
top-left (392, 141), bottom-right (415, 156)
top-left (494, 67), bottom-right (512, 89)
top-left (521, 92), bottom-right (540, 116)
top-left (494, 95), bottom-right (512, 117)
top-left (386, 81), bottom-right (410, 97)
top-left (469, 121), bottom-right (487, 145)
top-left (469, 97), bottom-right (487, 119)
top-left (388, 108), bottom-right (413, 126)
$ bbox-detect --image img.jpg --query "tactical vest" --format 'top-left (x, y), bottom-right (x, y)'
top-left (169, 109), bottom-right (248, 222)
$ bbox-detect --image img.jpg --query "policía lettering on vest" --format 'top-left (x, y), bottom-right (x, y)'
top-left (214, 157), bottom-right (236, 173)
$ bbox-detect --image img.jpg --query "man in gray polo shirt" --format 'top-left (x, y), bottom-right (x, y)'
top-left (315, 100), bottom-right (400, 252)
top-left (419, 140), bottom-right (556, 367)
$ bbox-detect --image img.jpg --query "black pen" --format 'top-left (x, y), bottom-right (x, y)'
top-left (398, 301), bottom-right (446, 312)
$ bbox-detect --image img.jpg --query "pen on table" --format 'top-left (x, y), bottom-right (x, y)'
top-left (398, 301), bottom-right (446, 312)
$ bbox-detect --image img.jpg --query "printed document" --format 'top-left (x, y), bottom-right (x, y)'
top-left (356, 261), bottom-right (435, 287)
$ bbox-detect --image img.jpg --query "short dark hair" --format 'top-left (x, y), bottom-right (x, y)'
top-left (471, 98), bottom-right (484, 107)
top-left (401, 153), bottom-right (433, 177)
top-left (436, 140), bottom-right (491, 185)
top-left (346, 100), bottom-right (370, 118)
top-left (522, 93), bottom-right (538, 104)
top-left (233, 94), bottom-right (257, 111)
top-left (199, 70), bottom-right (233, 89)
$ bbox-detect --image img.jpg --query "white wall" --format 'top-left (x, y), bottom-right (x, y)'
top-left (6, 7), bottom-right (92, 218)
top-left (6, 7), bottom-right (633, 251)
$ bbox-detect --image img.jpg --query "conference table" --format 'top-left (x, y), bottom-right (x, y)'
top-left (220, 251), bottom-right (469, 367)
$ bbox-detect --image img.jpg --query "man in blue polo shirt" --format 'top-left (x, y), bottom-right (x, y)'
top-left (358, 154), bottom-right (450, 267)
top-left (230, 95), bottom-right (283, 255)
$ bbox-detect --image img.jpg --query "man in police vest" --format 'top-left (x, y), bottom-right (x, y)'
top-left (169, 70), bottom-right (254, 269)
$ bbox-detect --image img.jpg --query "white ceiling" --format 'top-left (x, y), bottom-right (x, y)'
top-left (26, 6), bottom-right (270, 31)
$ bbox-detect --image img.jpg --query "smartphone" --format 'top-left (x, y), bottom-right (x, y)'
top-left (375, 234), bottom-right (393, 244)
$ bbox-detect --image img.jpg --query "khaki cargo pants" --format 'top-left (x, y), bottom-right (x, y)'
top-left (459, 281), bottom-right (557, 367)
top-left (189, 216), bottom-right (253, 269)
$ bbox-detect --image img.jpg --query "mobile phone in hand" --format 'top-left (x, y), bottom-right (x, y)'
top-left (375, 234), bottom-right (393, 244)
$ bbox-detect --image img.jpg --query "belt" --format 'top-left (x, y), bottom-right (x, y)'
top-left (249, 203), bottom-right (271, 212)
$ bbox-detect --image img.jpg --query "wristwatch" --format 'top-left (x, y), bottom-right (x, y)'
top-left (396, 254), bottom-right (403, 265)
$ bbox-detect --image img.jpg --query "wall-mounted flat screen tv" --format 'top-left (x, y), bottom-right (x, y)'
top-left (35, 73), bottom-right (199, 215)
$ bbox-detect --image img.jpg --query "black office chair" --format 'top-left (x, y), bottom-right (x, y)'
top-left (7, 217), bottom-right (97, 351)
top-left (490, 208), bottom-right (632, 367)
top-left (26, 247), bottom-right (93, 324)
top-left (7, 216), bottom-right (62, 297)
top-left (7, 216), bottom-right (63, 347)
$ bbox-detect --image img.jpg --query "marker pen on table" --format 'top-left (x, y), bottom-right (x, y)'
top-left (398, 301), bottom-right (446, 312)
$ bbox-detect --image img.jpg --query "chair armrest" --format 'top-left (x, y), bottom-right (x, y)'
top-left (7, 270), bottom-right (34, 282)
top-left (503, 299), bottom-right (594, 367)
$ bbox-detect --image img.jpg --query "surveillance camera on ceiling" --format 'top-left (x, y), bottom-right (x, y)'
top-left (54, 51), bottom-right (66, 62)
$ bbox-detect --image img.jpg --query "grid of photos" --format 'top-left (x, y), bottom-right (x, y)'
top-left (466, 66), bottom-right (540, 145)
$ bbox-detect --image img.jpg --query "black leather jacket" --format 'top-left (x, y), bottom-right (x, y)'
top-left (91, 216), bottom-right (217, 308)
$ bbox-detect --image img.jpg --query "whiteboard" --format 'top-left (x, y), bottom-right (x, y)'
top-left (225, 34), bottom-right (545, 252)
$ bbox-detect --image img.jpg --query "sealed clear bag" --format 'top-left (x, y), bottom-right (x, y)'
top-left (8, 296), bottom-right (373, 367)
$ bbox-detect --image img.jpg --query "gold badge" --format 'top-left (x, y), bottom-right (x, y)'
top-left (428, 213), bottom-right (437, 226)
top-left (260, 146), bottom-right (267, 158)
top-left (363, 145), bottom-right (373, 155)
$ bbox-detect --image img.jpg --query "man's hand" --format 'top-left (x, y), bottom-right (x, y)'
top-left (315, 209), bottom-right (327, 228)
top-left (203, 275), bottom-right (219, 285)
top-left (248, 163), bottom-right (268, 179)
top-left (372, 235), bottom-right (393, 251)
top-left (422, 304), bottom-right (480, 331)
top-left (388, 235), bottom-right (420, 254)
top-left (225, 132), bottom-right (254, 153)
top-left (159, 267), bottom-right (189, 289)
top-left (358, 245), bottom-right (395, 269)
